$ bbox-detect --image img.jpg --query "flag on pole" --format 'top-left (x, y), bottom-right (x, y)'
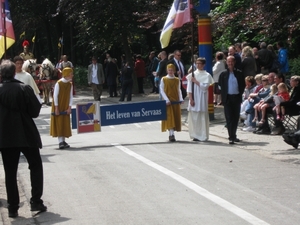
top-left (19, 31), bottom-right (25, 39)
top-left (160, 0), bottom-right (192, 49)
top-left (0, 0), bottom-right (15, 58)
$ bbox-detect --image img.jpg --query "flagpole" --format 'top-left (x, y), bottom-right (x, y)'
top-left (191, 5), bottom-right (194, 101)
top-left (2, 0), bottom-right (7, 59)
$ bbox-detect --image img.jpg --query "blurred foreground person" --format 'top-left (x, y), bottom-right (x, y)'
top-left (0, 60), bottom-right (46, 218)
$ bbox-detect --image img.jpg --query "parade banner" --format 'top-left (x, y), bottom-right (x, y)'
top-left (72, 101), bottom-right (167, 130)
top-left (76, 102), bottom-right (101, 133)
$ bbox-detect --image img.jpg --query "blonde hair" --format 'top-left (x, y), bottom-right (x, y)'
top-left (242, 46), bottom-right (254, 58)
top-left (270, 84), bottom-right (278, 95)
top-left (254, 73), bottom-right (263, 81)
top-left (277, 82), bottom-right (289, 92)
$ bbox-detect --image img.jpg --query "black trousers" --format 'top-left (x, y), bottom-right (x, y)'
top-left (0, 147), bottom-right (44, 211)
top-left (120, 79), bottom-right (133, 101)
top-left (108, 85), bottom-right (118, 97)
top-left (224, 94), bottom-right (241, 140)
top-left (137, 77), bottom-right (144, 93)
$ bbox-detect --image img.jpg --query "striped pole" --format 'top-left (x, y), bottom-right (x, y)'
top-left (198, 17), bottom-right (214, 120)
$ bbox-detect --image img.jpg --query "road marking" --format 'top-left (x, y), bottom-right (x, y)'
top-left (114, 144), bottom-right (270, 225)
top-left (134, 123), bottom-right (142, 128)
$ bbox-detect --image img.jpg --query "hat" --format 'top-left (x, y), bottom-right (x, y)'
top-left (62, 67), bottom-right (73, 77)
top-left (167, 64), bottom-right (175, 70)
top-left (22, 40), bottom-right (29, 48)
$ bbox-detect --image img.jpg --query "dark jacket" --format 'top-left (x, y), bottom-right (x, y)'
top-left (121, 66), bottom-right (133, 81)
top-left (105, 61), bottom-right (119, 85)
top-left (168, 58), bottom-right (186, 78)
top-left (156, 58), bottom-right (168, 78)
top-left (0, 79), bottom-right (42, 148)
top-left (258, 48), bottom-right (273, 69)
top-left (241, 56), bottom-right (256, 77)
top-left (280, 85), bottom-right (300, 115)
top-left (218, 68), bottom-right (246, 104)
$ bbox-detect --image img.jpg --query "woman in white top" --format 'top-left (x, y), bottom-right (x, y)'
top-left (212, 51), bottom-right (226, 105)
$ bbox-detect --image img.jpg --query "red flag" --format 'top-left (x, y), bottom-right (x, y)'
top-left (173, 0), bottom-right (192, 29)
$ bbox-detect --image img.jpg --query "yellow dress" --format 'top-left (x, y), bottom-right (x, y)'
top-left (50, 80), bottom-right (72, 137)
top-left (161, 76), bottom-right (182, 132)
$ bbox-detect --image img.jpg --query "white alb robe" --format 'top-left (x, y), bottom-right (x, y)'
top-left (186, 70), bottom-right (214, 141)
top-left (15, 71), bottom-right (42, 102)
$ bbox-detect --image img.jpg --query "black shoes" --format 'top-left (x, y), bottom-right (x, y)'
top-left (63, 141), bottom-right (70, 148)
top-left (30, 202), bottom-right (47, 212)
top-left (254, 127), bottom-right (271, 134)
top-left (59, 142), bottom-right (64, 149)
top-left (59, 141), bottom-right (70, 149)
top-left (169, 135), bottom-right (176, 142)
top-left (229, 138), bottom-right (240, 144)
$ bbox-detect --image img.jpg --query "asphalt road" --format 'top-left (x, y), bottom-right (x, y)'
top-left (1, 88), bottom-right (300, 224)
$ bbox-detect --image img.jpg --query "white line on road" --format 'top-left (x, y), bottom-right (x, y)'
top-left (134, 123), bottom-right (142, 128)
top-left (113, 144), bottom-right (270, 225)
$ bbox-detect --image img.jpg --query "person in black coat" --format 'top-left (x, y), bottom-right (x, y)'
top-left (0, 60), bottom-right (47, 218)
top-left (119, 62), bottom-right (133, 102)
top-left (218, 56), bottom-right (246, 144)
top-left (105, 57), bottom-right (119, 97)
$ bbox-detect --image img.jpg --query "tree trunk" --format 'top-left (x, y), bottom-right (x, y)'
top-left (121, 31), bottom-right (138, 94)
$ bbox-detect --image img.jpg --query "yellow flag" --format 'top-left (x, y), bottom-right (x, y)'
top-left (86, 104), bottom-right (96, 114)
top-left (32, 36), bottom-right (35, 43)
top-left (19, 31), bottom-right (25, 39)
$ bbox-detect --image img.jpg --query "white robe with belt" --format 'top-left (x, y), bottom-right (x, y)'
top-left (186, 70), bottom-right (214, 141)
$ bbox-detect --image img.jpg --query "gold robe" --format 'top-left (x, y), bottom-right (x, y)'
top-left (50, 80), bottom-right (72, 137)
top-left (161, 76), bottom-right (182, 132)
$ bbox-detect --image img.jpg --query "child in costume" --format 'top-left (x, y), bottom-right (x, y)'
top-left (159, 64), bottom-right (183, 142)
top-left (50, 67), bottom-right (73, 149)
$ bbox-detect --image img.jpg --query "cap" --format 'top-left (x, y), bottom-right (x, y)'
top-left (62, 67), bottom-right (73, 77)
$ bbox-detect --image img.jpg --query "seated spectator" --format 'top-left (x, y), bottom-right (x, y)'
top-left (240, 76), bottom-right (256, 127)
top-left (272, 76), bottom-right (300, 134)
top-left (254, 73), bottom-right (285, 134)
top-left (240, 75), bottom-right (270, 132)
top-left (253, 74), bottom-right (263, 93)
top-left (273, 83), bottom-right (290, 120)
top-left (253, 84), bottom-right (278, 126)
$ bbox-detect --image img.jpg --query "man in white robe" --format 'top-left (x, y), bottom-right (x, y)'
top-left (13, 56), bottom-right (41, 103)
top-left (186, 57), bottom-right (214, 141)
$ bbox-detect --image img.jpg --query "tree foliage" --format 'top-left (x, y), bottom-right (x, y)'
top-left (211, 0), bottom-right (300, 57)
top-left (5, 0), bottom-right (300, 65)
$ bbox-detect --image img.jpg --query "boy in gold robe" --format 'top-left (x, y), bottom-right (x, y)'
top-left (50, 67), bottom-right (73, 149)
top-left (160, 64), bottom-right (183, 142)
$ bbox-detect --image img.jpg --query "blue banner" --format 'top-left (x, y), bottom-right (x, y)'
top-left (72, 100), bottom-right (167, 129)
